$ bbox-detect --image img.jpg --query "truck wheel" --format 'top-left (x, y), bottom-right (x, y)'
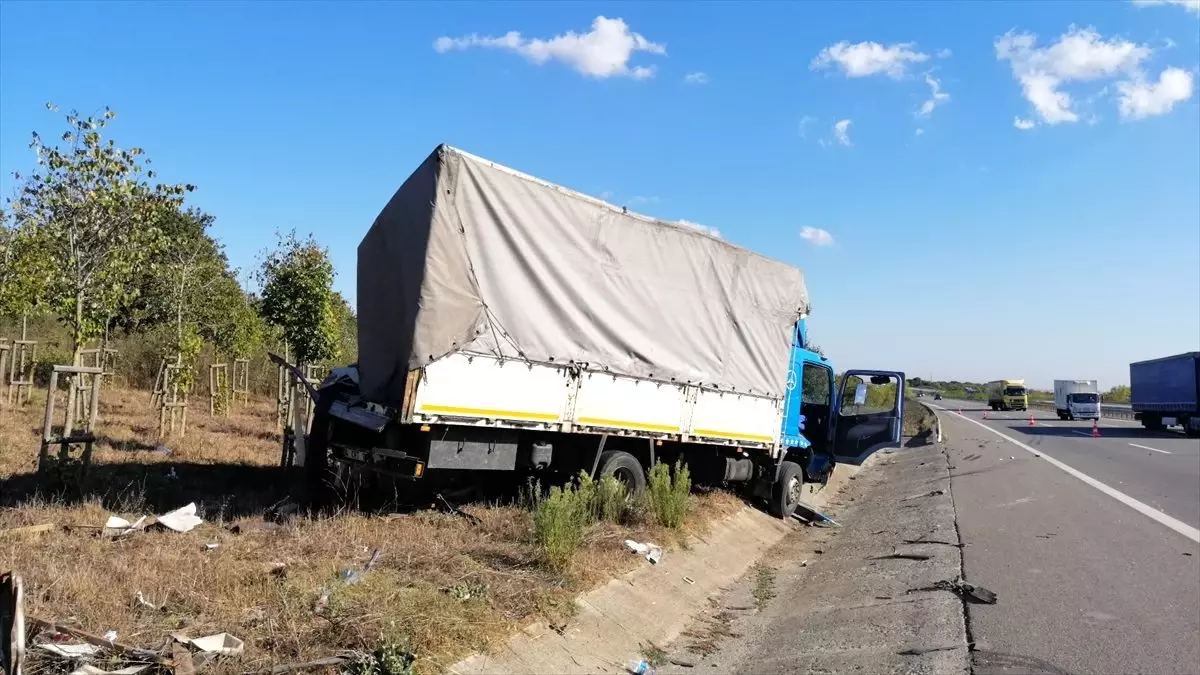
top-left (770, 460), bottom-right (805, 519)
top-left (595, 450), bottom-right (647, 497)
top-left (1142, 415), bottom-right (1165, 431)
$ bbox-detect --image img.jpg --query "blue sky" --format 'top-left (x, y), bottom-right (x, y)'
top-left (2, 1), bottom-right (1198, 389)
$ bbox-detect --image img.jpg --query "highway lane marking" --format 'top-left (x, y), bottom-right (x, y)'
top-left (1129, 443), bottom-right (1171, 455)
top-left (933, 405), bottom-right (1200, 544)
top-left (1071, 430), bottom-right (1091, 437)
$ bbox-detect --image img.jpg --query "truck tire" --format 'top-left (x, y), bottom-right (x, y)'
top-left (595, 450), bottom-right (647, 497)
top-left (1142, 414), bottom-right (1165, 431)
top-left (770, 460), bottom-right (805, 519)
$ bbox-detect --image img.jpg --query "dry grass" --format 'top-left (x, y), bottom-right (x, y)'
top-left (0, 386), bottom-right (745, 673)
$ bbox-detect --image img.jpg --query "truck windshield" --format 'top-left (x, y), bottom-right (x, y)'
top-left (1069, 393), bottom-right (1099, 403)
top-left (1004, 387), bottom-right (1026, 396)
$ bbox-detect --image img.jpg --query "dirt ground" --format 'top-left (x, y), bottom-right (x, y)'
top-left (0, 386), bottom-right (743, 673)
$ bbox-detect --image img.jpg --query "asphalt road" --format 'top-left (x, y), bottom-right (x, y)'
top-left (932, 398), bottom-right (1200, 675)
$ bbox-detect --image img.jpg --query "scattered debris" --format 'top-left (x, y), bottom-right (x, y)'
top-left (813, 549), bottom-right (823, 555)
top-left (898, 644), bottom-right (960, 656)
top-left (669, 656), bottom-right (696, 668)
top-left (871, 551), bottom-right (933, 561)
top-left (796, 504), bottom-right (840, 527)
top-left (901, 490), bottom-right (945, 502)
top-left (29, 618), bottom-right (170, 666)
top-left (550, 622), bottom-right (567, 636)
top-left (799, 560), bottom-right (808, 568)
top-left (910, 579), bottom-right (998, 605)
top-left (434, 492), bottom-right (483, 526)
top-left (0, 523), bottom-right (55, 539)
top-left (156, 503), bottom-right (203, 533)
top-left (70, 664), bottom-right (150, 674)
top-left (203, 543), bottom-right (219, 552)
top-left (682, 576), bottom-right (696, 585)
top-left (38, 642), bottom-right (101, 658)
top-left (103, 629), bottom-right (118, 643)
top-left (902, 538), bottom-right (965, 548)
top-left (134, 591), bottom-right (160, 611)
top-left (190, 632), bottom-right (244, 656)
top-left (103, 515), bottom-right (147, 536)
top-left (624, 540), bottom-right (664, 564)
top-left (315, 548), bottom-right (383, 614)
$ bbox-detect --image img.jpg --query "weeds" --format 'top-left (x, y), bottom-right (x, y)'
top-left (647, 460), bottom-right (691, 529)
top-left (532, 484), bottom-right (587, 572)
top-left (640, 641), bottom-right (669, 667)
top-left (347, 642), bottom-right (416, 675)
top-left (752, 563), bottom-right (777, 609)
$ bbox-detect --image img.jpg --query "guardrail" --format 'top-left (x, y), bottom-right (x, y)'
top-left (1029, 400), bottom-right (1136, 420)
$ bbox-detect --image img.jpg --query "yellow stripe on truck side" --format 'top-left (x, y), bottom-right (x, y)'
top-left (417, 404), bottom-right (560, 422)
top-left (575, 417), bottom-right (679, 433)
top-left (693, 428), bottom-right (775, 443)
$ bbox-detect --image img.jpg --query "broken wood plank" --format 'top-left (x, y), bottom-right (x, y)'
top-left (0, 524), bottom-right (55, 539)
top-left (28, 618), bottom-right (169, 665)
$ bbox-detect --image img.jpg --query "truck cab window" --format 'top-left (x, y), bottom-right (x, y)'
top-left (840, 374), bottom-right (900, 416)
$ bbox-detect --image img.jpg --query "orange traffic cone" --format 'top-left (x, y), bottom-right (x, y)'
top-left (1092, 420), bottom-right (1100, 438)
top-left (1028, 414), bottom-right (1035, 427)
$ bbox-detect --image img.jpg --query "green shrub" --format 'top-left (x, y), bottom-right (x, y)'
top-left (533, 484), bottom-right (587, 572)
top-left (647, 460), bottom-right (691, 529)
top-left (595, 474), bottom-right (628, 524)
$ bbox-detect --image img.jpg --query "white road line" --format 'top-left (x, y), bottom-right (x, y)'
top-left (1072, 430), bottom-right (1091, 437)
top-left (932, 405), bottom-right (1200, 544)
top-left (1129, 443), bottom-right (1171, 455)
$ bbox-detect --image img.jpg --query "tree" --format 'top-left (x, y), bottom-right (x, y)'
top-left (257, 231), bottom-right (339, 369)
top-left (8, 105), bottom-right (194, 360)
top-left (1103, 384), bottom-right (1131, 404)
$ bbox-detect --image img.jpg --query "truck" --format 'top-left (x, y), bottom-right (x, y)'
top-left (986, 379), bottom-right (1028, 411)
top-left (302, 145), bottom-right (906, 519)
top-left (1053, 380), bottom-right (1101, 420)
top-left (1130, 352), bottom-right (1200, 436)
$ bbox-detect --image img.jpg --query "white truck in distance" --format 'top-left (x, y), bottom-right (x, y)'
top-left (1053, 380), bottom-right (1101, 421)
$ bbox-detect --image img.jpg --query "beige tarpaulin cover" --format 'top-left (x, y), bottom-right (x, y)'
top-left (357, 145), bottom-right (810, 406)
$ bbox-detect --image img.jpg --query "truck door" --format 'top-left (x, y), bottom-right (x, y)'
top-left (829, 370), bottom-right (906, 465)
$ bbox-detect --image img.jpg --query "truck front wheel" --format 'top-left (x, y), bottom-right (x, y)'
top-left (770, 460), bottom-right (805, 519)
top-left (595, 450), bottom-right (647, 498)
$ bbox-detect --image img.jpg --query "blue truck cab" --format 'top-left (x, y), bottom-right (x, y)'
top-left (765, 317), bottom-right (907, 516)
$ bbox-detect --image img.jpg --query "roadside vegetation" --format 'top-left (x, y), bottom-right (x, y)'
top-left (0, 104), bottom-right (749, 672)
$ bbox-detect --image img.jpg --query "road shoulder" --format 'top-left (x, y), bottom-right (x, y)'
top-left (657, 444), bottom-right (969, 674)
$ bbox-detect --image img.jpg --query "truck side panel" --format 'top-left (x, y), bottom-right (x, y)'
top-left (411, 352), bottom-right (782, 449)
top-left (1130, 353), bottom-right (1200, 413)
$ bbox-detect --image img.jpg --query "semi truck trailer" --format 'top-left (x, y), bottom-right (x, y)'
top-left (1130, 352), bottom-right (1200, 436)
top-left (986, 379), bottom-right (1028, 411)
top-left (303, 145), bottom-right (906, 518)
top-left (1053, 380), bottom-right (1101, 420)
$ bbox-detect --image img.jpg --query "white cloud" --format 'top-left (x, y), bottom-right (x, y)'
top-left (995, 26), bottom-right (1194, 125)
top-left (833, 119), bottom-right (853, 146)
top-left (676, 219), bottom-right (721, 238)
top-left (627, 195), bottom-right (658, 205)
top-left (800, 226), bottom-right (835, 247)
top-left (915, 128), bottom-right (926, 136)
top-left (1132, 0), bottom-right (1200, 13)
top-left (937, 48), bottom-right (954, 59)
top-left (798, 115), bottom-right (817, 138)
top-left (1117, 67), bottom-right (1195, 119)
top-left (433, 16), bottom-right (666, 79)
top-left (683, 71), bottom-right (710, 85)
top-left (1013, 117), bottom-right (1036, 130)
top-left (918, 75), bottom-right (950, 117)
top-left (810, 41), bottom-right (929, 79)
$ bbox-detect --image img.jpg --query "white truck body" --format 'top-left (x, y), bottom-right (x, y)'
top-left (1053, 380), bottom-right (1101, 420)
top-left (411, 352), bottom-right (783, 451)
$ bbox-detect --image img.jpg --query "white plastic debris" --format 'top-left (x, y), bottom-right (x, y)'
top-left (646, 547), bottom-right (663, 564)
top-left (156, 503), bottom-right (203, 533)
top-left (103, 515), bottom-right (147, 536)
top-left (70, 666), bottom-right (150, 675)
top-left (135, 590), bottom-right (160, 610)
top-left (624, 540), bottom-right (649, 555)
top-left (203, 542), bottom-right (220, 552)
top-left (190, 632), bottom-right (245, 656)
top-left (39, 643), bottom-right (100, 658)
top-left (103, 630), bottom-right (118, 643)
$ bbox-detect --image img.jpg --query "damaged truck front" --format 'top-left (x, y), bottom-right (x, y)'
top-left (306, 145), bottom-right (905, 518)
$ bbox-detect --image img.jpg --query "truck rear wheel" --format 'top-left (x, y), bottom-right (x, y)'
top-left (770, 460), bottom-right (805, 519)
top-left (595, 450), bottom-right (647, 497)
